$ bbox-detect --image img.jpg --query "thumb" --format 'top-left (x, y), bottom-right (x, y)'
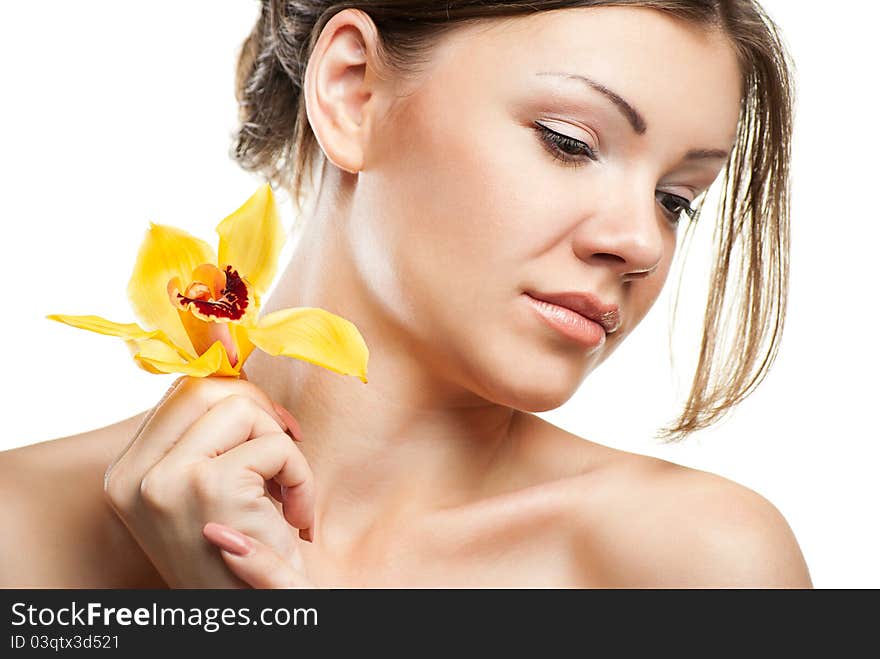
top-left (202, 522), bottom-right (313, 589)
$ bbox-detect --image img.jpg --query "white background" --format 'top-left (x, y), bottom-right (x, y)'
top-left (1, 2), bottom-right (876, 587)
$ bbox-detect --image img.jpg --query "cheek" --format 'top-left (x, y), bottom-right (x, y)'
top-left (626, 257), bottom-right (674, 329)
top-left (356, 94), bottom-right (542, 326)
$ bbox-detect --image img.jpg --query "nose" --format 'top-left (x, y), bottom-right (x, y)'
top-left (570, 187), bottom-right (665, 281)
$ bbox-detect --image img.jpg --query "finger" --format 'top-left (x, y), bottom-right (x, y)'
top-left (114, 376), bottom-right (290, 479)
top-left (271, 401), bottom-right (303, 442)
top-left (213, 432), bottom-right (314, 531)
top-left (266, 477), bottom-right (284, 503)
top-left (159, 394), bottom-right (284, 468)
top-left (202, 522), bottom-right (313, 589)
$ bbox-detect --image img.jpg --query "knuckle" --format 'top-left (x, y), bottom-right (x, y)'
top-left (222, 393), bottom-right (259, 416)
top-left (179, 375), bottom-right (223, 409)
top-left (138, 467), bottom-right (170, 511)
top-left (266, 431), bottom-right (292, 454)
top-left (102, 465), bottom-right (126, 507)
top-left (229, 379), bottom-right (273, 410)
top-left (172, 375), bottom-right (199, 398)
top-left (241, 496), bottom-right (268, 517)
top-left (232, 377), bottom-right (263, 397)
top-left (270, 433), bottom-right (311, 474)
top-left (293, 443), bottom-right (313, 477)
top-left (189, 462), bottom-right (221, 501)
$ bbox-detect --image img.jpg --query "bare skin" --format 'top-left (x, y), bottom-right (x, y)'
top-left (0, 7), bottom-right (812, 588)
top-left (0, 409), bottom-right (810, 588)
top-left (0, 412), bottom-right (164, 588)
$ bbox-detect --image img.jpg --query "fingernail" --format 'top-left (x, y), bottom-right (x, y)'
top-left (204, 522), bottom-right (254, 557)
top-left (299, 527), bottom-right (313, 543)
top-left (272, 401), bottom-right (304, 441)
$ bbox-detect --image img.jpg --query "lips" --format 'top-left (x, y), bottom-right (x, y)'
top-left (525, 291), bottom-right (621, 334)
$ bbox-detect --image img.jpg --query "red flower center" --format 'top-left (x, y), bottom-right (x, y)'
top-left (175, 265), bottom-right (249, 321)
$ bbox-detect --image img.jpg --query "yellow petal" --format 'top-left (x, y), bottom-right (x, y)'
top-left (46, 314), bottom-right (158, 340)
top-left (129, 346), bottom-right (172, 374)
top-left (216, 184), bottom-right (285, 300)
top-left (127, 222), bottom-right (216, 357)
top-left (231, 321), bottom-right (257, 367)
top-left (122, 333), bottom-right (196, 374)
top-left (244, 307), bottom-right (369, 383)
top-left (214, 338), bottom-right (243, 377)
top-left (48, 313), bottom-right (197, 374)
top-left (130, 338), bottom-right (229, 377)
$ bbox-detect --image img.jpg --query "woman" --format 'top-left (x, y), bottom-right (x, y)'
top-left (0, 0), bottom-right (812, 588)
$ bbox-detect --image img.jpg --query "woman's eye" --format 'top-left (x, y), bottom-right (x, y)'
top-left (534, 120), bottom-right (697, 227)
top-left (534, 122), bottom-right (597, 166)
top-left (656, 191), bottom-right (697, 225)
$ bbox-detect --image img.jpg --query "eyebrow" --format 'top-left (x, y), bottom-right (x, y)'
top-left (535, 71), bottom-right (730, 161)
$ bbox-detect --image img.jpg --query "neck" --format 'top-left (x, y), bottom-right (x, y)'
top-left (243, 173), bottom-right (524, 556)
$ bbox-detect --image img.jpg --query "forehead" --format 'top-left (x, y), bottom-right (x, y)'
top-left (412, 6), bottom-right (743, 149)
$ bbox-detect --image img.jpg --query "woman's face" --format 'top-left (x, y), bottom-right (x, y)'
top-left (346, 6), bottom-right (742, 411)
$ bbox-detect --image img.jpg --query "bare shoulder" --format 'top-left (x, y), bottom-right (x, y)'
top-left (557, 446), bottom-right (814, 588)
top-left (0, 412), bottom-right (167, 588)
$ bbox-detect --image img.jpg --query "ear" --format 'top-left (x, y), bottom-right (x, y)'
top-left (303, 8), bottom-right (385, 175)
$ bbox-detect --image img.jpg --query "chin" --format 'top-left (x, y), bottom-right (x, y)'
top-left (490, 376), bottom-right (585, 413)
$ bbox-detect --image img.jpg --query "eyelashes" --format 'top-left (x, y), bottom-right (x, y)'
top-left (534, 121), bottom-right (599, 164)
top-left (532, 121), bottom-right (698, 225)
top-left (656, 191), bottom-right (698, 222)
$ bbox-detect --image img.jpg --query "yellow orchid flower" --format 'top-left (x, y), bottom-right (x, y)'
top-left (47, 184), bottom-right (369, 383)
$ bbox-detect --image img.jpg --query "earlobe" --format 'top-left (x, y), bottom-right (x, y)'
top-left (304, 9), bottom-right (380, 175)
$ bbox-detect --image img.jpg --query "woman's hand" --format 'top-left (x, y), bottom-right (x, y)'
top-left (103, 374), bottom-right (314, 588)
top-left (203, 521), bottom-right (315, 588)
